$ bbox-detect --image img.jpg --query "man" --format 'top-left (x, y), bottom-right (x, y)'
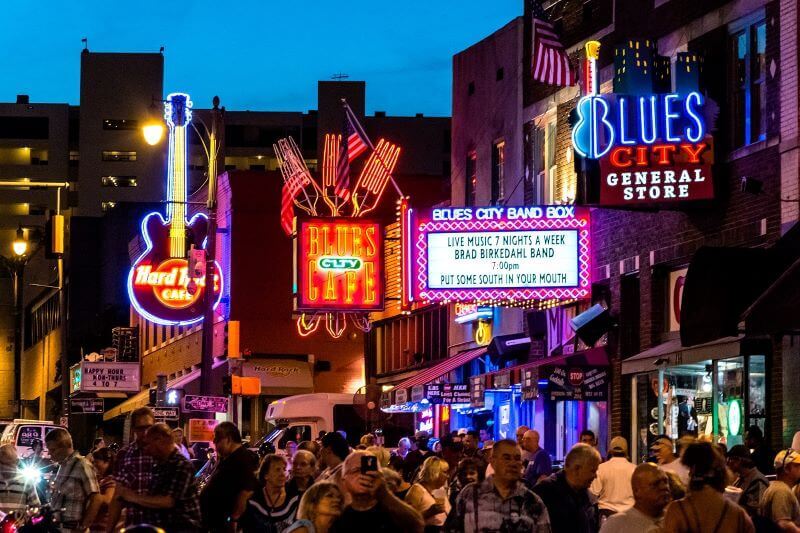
top-left (332, 450), bottom-right (424, 533)
top-left (727, 444), bottom-right (769, 518)
top-left (580, 430), bottom-right (598, 447)
top-left (463, 430), bottom-right (486, 461)
top-left (200, 421), bottom-right (259, 532)
top-left (109, 406), bottom-right (156, 527)
top-left (318, 430), bottom-right (350, 482)
top-left (0, 444), bottom-right (39, 515)
top-left (590, 437), bottom-right (636, 517)
top-left (115, 423), bottom-right (202, 532)
top-left (516, 425), bottom-right (531, 462)
top-left (479, 428), bottom-right (492, 445)
top-left (600, 463), bottom-right (671, 533)
top-left (650, 434), bottom-right (690, 487)
top-left (760, 449), bottom-right (800, 532)
top-left (393, 437), bottom-right (411, 460)
top-left (533, 443), bottom-right (601, 533)
top-left (402, 430), bottom-right (433, 482)
top-left (445, 438), bottom-right (551, 532)
top-left (45, 428), bottom-right (102, 533)
top-left (747, 425), bottom-right (775, 475)
top-left (522, 429), bottom-right (553, 487)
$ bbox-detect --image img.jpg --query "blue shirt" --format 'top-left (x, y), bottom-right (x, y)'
top-left (523, 448), bottom-right (553, 487)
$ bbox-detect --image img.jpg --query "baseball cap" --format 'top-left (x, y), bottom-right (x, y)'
top-left (609, 436), bottom-right (628, 454)
top-left (774, 449), bottom-right (800, 469)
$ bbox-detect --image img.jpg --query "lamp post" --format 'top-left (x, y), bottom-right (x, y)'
top-left (6, 225), bottom-right (28, 418)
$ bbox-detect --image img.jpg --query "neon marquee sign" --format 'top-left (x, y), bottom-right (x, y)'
top-left (128, 93), bottom-right (223, 326)
top-left (296, 218), bottom-right (384, 312)
top-left (571, 41), bottom-right (714, 206)
top-left (407, 206), bottom-right (591, 303)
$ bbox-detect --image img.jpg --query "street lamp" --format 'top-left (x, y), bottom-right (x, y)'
top-left (142, 124), bottom-right (164, 146)
top-left (12, 225), bottom-right (27, 257)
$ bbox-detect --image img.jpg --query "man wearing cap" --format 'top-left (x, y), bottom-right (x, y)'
top-left (590, 437), bottom-right (636, 518)
top-left (760, 449), bottom-right (800, 531)
top-left (650, 434), bottom-right (690, 487)
top-left (727, 444), bottom-right (769, 517)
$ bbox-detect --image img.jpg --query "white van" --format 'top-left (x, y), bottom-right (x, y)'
top-left (0, 419), bottom-right (63, 459)
top-left (262, 393), bottom-right (362, 450)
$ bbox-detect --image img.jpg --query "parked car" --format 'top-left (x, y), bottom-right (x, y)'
top-left (0, 419), bottom-right (64, 459)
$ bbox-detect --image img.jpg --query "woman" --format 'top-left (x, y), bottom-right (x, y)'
top-left (172, 428), bottom-right (192, 459)
top-left (283, 481), bottom-right (344, 533)
top-left (448, 457), bottom-right (484, 508)
top-left (663, 441), bottom-right (754, 533)
top-left (405, 456), bottom-right (450, 533)
top-left (383, 467), bottom-right (412, 501)
top-left (88, 447), bottom-right (116, 532)
top-left (241, 454), bottom-right (300, 533)
top-left (287, 450), bottom-right (317, 497)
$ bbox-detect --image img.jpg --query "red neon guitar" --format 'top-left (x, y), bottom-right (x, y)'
top-left (128, 93), bottom-right (222, 325)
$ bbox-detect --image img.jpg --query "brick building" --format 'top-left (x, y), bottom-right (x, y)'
top-left (383, 0), bottom-right (799, 457)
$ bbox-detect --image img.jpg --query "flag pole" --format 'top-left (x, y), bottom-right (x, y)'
top-left (340, 99), bottom-right (404, 198)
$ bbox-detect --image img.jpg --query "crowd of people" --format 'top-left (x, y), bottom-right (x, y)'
top-left (2, 410), bottom-right (800, 532)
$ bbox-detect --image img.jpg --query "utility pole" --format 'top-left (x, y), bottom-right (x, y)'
top-left (200, 98), bottom-right (224, 395)
top-left (11, 262), bottom-right (23, 417)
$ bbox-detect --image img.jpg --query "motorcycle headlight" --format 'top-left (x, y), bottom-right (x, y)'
top-left (19, 464), bottom-right (42, 484)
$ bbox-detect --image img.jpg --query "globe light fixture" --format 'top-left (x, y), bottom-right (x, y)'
top-left (143, 123), bottom-right (165, 146)
top-left (12, 225), bottom-right (27, 257)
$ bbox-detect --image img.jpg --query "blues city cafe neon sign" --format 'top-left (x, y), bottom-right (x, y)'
top-left (571, 41), bottom-right (714, 207)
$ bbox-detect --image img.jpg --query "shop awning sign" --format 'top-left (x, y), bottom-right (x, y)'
top-left (424, 383), bottom-right (471, 404)
top-left (394, 388), bottom-right (408, 404)
top-left (522, 368), bottom-right (539, 401)
top-left (548, 366), bottom-right (608, 401)
top-left (411, 385), bottom-right (425, 403)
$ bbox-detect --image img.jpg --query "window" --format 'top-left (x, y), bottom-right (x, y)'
top-left (731, 19), bottom-right (767, 147)
top-left (496, 68), bottom-right (504, 81)
top-left (468, 82), bottom-right (475, 96)
top-left (101, 176), bottom-right (137, 187)
top-left (491, 140), bottom-right (505, 205)
top-left (103, 119), bottom-right (139, 131)
top-left (25, 293), bottom-right (60, 348)
top-left (0, 117), bottom-right (48, 139)
top-left (101, 201), bottom-right (117, 212)
top-left (102, 150), bottom-right (137, 162)
top-left (69, 151), bottom-right (79, 167)
top-left (465, 151), bottom-right (477, 206)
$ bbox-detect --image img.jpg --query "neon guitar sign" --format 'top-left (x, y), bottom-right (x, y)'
top-left (128, 93), bottom-right (223, 325)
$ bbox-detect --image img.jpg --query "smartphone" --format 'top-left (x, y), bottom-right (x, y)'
top-left (361, 454), bottom-right (378, 474)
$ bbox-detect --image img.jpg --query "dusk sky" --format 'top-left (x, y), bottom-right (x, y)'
top-left (0, 1), bottom-right (519, 116)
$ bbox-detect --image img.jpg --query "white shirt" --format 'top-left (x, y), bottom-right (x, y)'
top-left (405, 483), bottom-right (450, 526)
top-left (600, 506), bottom-right (663, 533)
top-left (660, 458), bottom-right (690, 488)
top-left (590, 457), bottom-right (636, 513)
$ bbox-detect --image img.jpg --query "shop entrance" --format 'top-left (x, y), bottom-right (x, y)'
top-left (555, 400), bottom-right (608, 459)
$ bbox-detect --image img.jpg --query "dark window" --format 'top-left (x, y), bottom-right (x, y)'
top-left (101, 176), bottom-right (137, 187)
top-left (442, 129), bottom-right (451, 153)
top-left (25, 293), bottom-right (61, 348)
top-left (302, 126), bottom-right (318, 151)
top-left (0, 117), bottom-right (48, 139)
top-left (583, 2), bottom-right (593, 22)
top-left (224, 164), bottom-right (236, 171)
top-left (491, 140), bottom-right (505, 205)
top-left (730, 19), bottom-right (767, 147)
top-left (496, 68), bottom-right (504, 81)
top-left (102, 150), bottom-right (136, 162)
top-left (249, 164), bottom-right (266, 171)
top-left (28, 205), bottom-right (46, 215)
top-left (225, 125), bottom-right (301, 148)
top-left (465, 151), bottom-right (477, 207)
top-left (103, 119), bottom-right (139, 131)
top-left (468, 82), bottom-right (475, 96)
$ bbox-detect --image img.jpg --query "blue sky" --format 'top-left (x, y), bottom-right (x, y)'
top-left (0, 1), bottom-right (519, 116)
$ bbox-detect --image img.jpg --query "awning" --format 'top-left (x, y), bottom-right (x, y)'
top-left (391, 347), bottom-right (487, 392)
top-left (103, 358), bottom-right (228, 421)
top-left (522, 346), bottom-right (609, 370)
top-left (621, 335), bottom-right (742, 375)
top-left (743, 255), bottom-right (800, 334)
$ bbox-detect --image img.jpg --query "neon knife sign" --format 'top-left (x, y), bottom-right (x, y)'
top-left (128, 93), bottom-right (223, 325)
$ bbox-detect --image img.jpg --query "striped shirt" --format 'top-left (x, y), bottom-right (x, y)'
top-left (0, 463), bottom-right (39, 514)
top-left (240, 487), bottom-right (300, 533)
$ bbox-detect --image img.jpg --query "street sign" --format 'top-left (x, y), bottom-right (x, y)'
top-left (183, 395), bottom-right (229, 413)
top-left (70, 398), bottom-right (104, 414)
top-left (188, 418), bottom-right (218, 443)
top-left (152, 407), bottom-right (180, 421)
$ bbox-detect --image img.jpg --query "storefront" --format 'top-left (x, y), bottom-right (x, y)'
top-left (623, 336), bottom-right (769, 462)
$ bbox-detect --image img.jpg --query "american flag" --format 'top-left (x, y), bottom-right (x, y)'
top-left (531, 0), bottom-right (576, 87)
top-left (334, 103), bottom-right (371, 200)
top-left (280, 172), bottom-right (305, 235)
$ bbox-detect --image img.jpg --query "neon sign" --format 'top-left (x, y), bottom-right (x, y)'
top-left (454, 303), bottom-right (492, 324)
top-left (571, 41), bottom-right (714, 206)
top-left (296, 218), bottom-right (384, 312)
top-left (128, 93), bottom-right (223, 326)
top-left (407, 206), bottom-right (590, 302)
